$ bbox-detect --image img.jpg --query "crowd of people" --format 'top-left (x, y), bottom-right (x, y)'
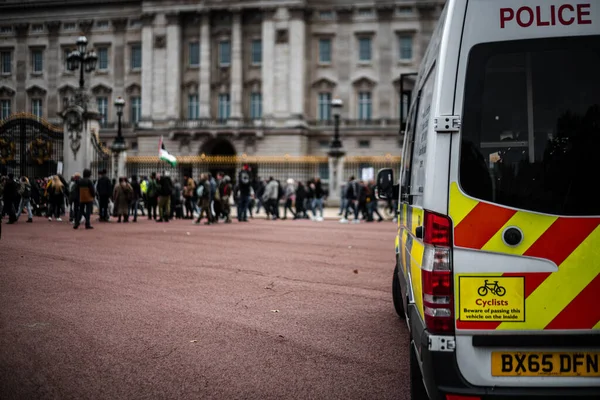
top-left (0, 167), bottom-right (395, 228)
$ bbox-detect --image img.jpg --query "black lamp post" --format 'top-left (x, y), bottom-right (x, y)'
top-left (328, 98), bottom-right (345, 158)
top-left (111, 97), bottom-right (126, 152)
top-left (328, 98), bottom-right (345, 202)
top-left (67, 36), bottom-right (98, 89)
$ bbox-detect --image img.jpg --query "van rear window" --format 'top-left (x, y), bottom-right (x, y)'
top-left (460, 36), bottom-right (600, 216)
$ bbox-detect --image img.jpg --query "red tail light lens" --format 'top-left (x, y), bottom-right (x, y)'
top-left (423, 210), bottom-right (452, 247)
top-left (421, 210), bottom-right (454, 335)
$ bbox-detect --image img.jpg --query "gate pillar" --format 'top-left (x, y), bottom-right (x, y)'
top-left (60, 103), bottom-right (101, 179)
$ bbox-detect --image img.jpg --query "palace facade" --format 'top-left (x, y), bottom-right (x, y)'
top-left (0, 0), bottom-right (444, 164)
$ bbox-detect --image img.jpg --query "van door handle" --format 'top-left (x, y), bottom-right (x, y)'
top-left (415, 226), bottom-right (423, 239)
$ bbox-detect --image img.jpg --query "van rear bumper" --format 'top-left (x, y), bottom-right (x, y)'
top-left (419, 332), bottom-right (600, 400)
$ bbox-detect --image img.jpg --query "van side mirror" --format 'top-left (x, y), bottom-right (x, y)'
top-left (376, 168), bottom-right (399, 200)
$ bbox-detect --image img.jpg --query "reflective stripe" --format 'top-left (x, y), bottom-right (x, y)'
top-left (497, 226), bottom-right (600, 330)
top-left (408, 234), bottom-right (425, 320)
top-left (481, 211), bottom-right (557, 255)
top-left (450, 181), bottom-right (600, 331)
top-left (546, 273), bottom-right (600, 330)
top-left (449, 182), bottom-right (478, 226)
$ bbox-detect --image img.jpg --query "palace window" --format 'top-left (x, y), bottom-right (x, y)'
top-left (318, 92), bottom-right (331, 121)
top-left (130, 44), bottom-right (141, 70)
top-left (250, 92), bottom-right (262, 119)
top-left (31, 49), bottom-right (43, 73)
top-left (188, 94), bottom-right (199, 119)
top-left (251, 39), bottom-right (262, 65)
top-left (358, 37), bottom-right (372, 62)
top-left (398, 35), bottom-right (413, 61)
top-left (31, 99), bottom-right (42, 118)
top-left (219, 40), bottom-right (231, 67)
top-left (1, 99), bottom-right (11, 120)
top-left (1, 51), bottom-right (11, 74)
top-left (218, 93), bottom-right (230, 120)
top-left (130, 96), bottom-right (141, 124)
top-left (97, 97), bottom-right (108, 127)
top-left (189, 42), bottom-right (200, 67)
top-left (318, 39), bottom-right (331, 64)
top-left (358, 91), bottom-right (372, 120)
top-left (97, 47), bottom-right (109, 70)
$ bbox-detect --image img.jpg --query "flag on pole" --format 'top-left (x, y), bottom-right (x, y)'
top-left (159, 136), bottom-right (177, 166)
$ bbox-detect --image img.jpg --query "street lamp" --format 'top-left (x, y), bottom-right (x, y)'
top-left (329, 98), bottom-right (345, 158)
top-left (328, 98), bottom-right (346, 204)
top-left (67, 36), bottom-right (98, 89)
top-left (111, 97), bottom-right (127, 152)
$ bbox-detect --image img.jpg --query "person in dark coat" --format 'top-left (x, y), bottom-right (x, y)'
top-left (129, 176), bottom-right (142, 222)
top-left (294, 182), bottom-right (307, 219)
top-left (74, 169), bottom-right (95, 230)
top-left (96, 169), bottom-right (112, 222)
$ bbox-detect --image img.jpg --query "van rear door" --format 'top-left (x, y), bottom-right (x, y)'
top-left (449, 0), bottom-right (600, 388)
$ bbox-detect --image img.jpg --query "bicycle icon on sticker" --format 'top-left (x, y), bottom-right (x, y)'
top-left (477, 280), bottom-right (506, 297)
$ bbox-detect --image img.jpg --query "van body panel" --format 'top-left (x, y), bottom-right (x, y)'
top-left (447, 0), bottom-right (600, 390)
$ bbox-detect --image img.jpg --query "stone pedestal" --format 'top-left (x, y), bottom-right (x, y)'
top-left (61, 102), bottom-right (101, 180)
top-left (327, 155), bottom-right (345, 206)
top-left (115, 150), bottom-right (127, 179)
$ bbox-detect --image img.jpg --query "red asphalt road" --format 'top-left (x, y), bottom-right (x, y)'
top-left (0, 217), bottom-right (410, 400)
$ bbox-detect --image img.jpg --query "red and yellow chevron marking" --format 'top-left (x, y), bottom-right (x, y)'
top-left (449, 183), bottom-right (600, 331)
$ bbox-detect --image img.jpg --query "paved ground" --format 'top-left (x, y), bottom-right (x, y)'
top-left (0, 216), bottom-right (409, 400)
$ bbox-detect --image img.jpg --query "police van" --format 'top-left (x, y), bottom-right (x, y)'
top-left (376, 0), bottom-right (600, 399)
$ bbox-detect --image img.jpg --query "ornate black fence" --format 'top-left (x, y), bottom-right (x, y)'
top-left (90, 128), bottom-right (112, 180)
top-left (0, 113), bottom-right (64, 179)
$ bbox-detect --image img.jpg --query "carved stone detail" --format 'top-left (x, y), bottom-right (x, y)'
top-left (275, 29), bottom-right (288, 44)
top-left (111, 18), bottom-right (128, 32)
top-left (154, 35), bottom-right (166, 49)
top-left (45, 21), bottom-right (61, 35)
top-left (376, 7), bottom-right (395, 21)
top-left (141, 13), bottom-right (155, 27)
top-left (78, 19), bottom-right (94, 34)
top-left (64, 109), bottom-right (83, 160)
top-left (0, 86), bottom-right (16, 97)
top-left (14, 23), bottom-right (30, 38)
top-left (166, 12), bottom-right (180, 25)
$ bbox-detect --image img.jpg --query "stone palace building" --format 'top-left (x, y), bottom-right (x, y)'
top-left (0, 0), bottom-right (444, 184)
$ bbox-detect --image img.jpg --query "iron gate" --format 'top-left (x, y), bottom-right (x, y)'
top-left (90, 128), bottom-right (111, 180)
top-left (0, 113), bottom-right (64, 179)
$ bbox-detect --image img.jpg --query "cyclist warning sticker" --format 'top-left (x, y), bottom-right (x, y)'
top-left (457, 275), bottom-right (525, 322)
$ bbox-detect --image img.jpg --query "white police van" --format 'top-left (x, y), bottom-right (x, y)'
top-left (377, 0), bottom-right (600, 399)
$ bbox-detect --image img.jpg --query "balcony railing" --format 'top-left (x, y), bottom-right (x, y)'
top-left (46, 117), bottom-right (401, 130)
top-left (169, 119), bottom-right (265, 129)
top-left (307, 119), bottom-right (401, 128)
top-left (100, 121), bottom-right (135, 130)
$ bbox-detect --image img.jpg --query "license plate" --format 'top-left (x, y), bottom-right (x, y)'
top-left (491, 352), bottom-right (600, 377)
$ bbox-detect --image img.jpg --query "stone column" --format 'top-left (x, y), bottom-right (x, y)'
top-left (116, 150), bottom-right (127, 179)
top-left (336, 9), bottom-right (353, 119)
top-left (377, 7), bottom-right (394, 118)
top-left (140, 13), bottom-right (155, 123)
top-left (230, 11), bottom-right (243, 120)
top-left (288, 9), bottom-right (306, 121)
top-left (261, 9), bottom-right (275, 120)
top-left (152, 14), bottom-right (167, 121)
top-left (46, 21), bottom-right (61, 118)
top-left (166, 13), bottom-right (182, 120)
top-left (112, 18), bottom-right (128, 102)
top-left (199, 12), bottom-right (211, 118)
top-left (61, 105), bottom-right (101, 180)
top-left (14, 23), bottom-right (29, 112)
top-left (327, 155), bottom-right (345, 206)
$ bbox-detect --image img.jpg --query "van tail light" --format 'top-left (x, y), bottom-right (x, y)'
top-left (421, 210), bottom-right (454, 335)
